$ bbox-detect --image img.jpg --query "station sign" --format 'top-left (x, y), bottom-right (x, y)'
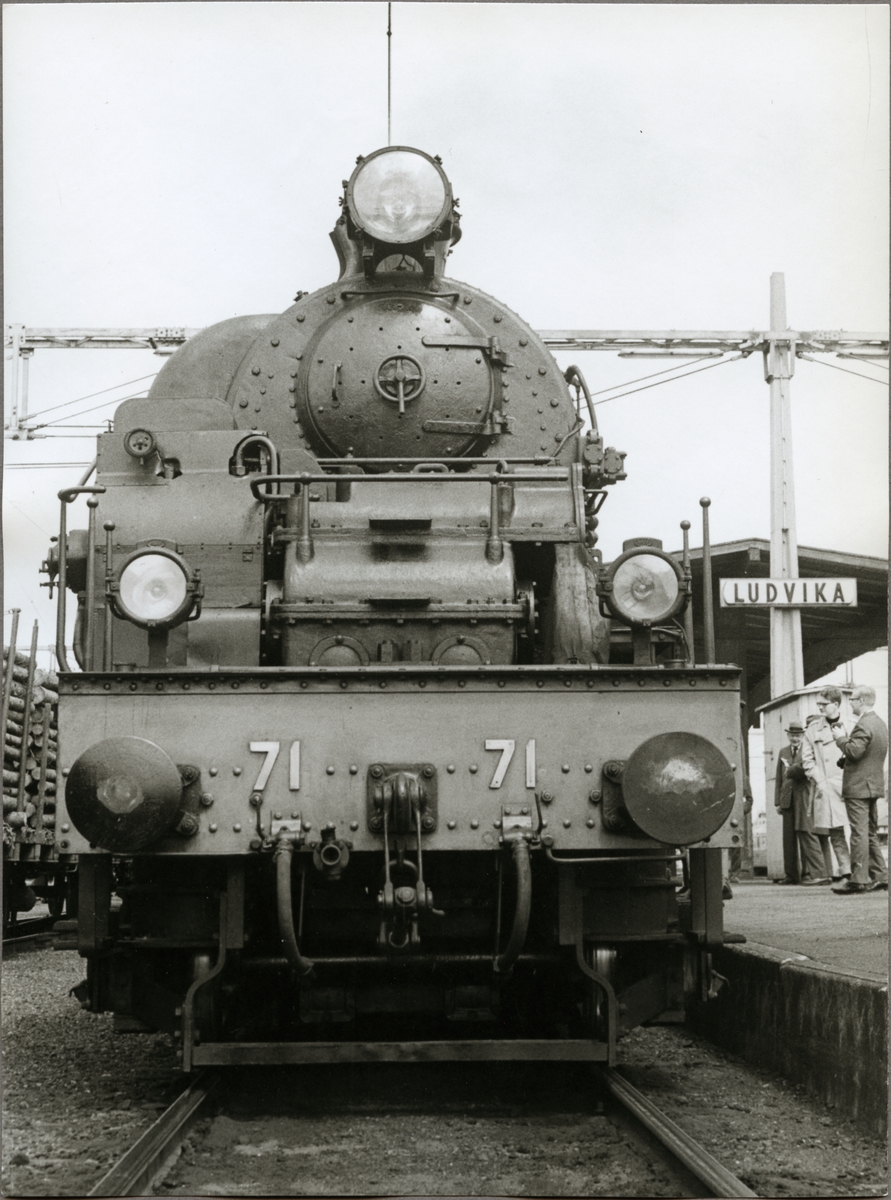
top-left (719, 578), bottom-right (857, 607)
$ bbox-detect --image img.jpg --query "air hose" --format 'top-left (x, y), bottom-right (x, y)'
top-left (273, 836), bottom-right (314, 978)
top-left (494, 839), bottom-right (532, 974)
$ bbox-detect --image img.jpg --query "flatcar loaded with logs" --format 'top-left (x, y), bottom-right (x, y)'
top-left (42, 148), bottom-right (743, 1069)
top-left (2, 616), bottom-right (69, 927)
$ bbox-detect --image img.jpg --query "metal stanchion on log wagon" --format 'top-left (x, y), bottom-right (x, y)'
top-left (1, 609), bottom-right (21, 787)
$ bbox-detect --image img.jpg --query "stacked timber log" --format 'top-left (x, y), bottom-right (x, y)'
top-left (3, 626), bottom-right (60, 861)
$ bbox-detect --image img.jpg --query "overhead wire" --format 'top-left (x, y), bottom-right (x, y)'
top-left (10, 342), bottom-right (885, 461)
top-left (9, 353), bottom-right (747, 452)
top-left (5, 462), bottom-right (93, 469)
top-left (845, 357), bottom-right (889, 370)
top-left (3, 500), bottom-right (54, 537)
top-left (21, 372), bottom-right (158, 421)
top-left (592, 352), bottom-right (746, 406)
top-left (583, 354), bottom-right (728, 398)
top-left (798, 354), bottom-right (889, 385)
top-left (30, 389), bottom-right (150, 429)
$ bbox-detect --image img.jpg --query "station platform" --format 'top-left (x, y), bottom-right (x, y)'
top-left (687, 876), bottom-right (889, 1137)
top-left (723, 876), bottom-right (888, 980)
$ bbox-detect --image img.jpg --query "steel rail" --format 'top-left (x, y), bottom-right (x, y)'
top-left (2, 916), bottom-right (57, 951)
top-left (3, 913), bottom-right (57, 937)
top-left (596, 1065), bottom-right (758, 1198)
top-left (87, 1071), bottom-right (220, 1198)
top-left (1, 933), bottom-right (54, 953)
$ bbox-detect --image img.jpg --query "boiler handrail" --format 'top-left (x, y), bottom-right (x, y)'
top-left (248, 468), bottom-right (569, 501)
top-left (54, 486), bottom-right (106, 673)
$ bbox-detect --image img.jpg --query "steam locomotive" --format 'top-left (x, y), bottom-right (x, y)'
top-left (46, 147), bottom-right (743, 1069)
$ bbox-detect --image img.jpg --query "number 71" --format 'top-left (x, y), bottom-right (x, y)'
top-left (249, 741), bottom-right (300, 791)
top-left (485, 739), bottom-right (536, 789)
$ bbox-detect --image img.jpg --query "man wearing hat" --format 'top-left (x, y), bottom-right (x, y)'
top-left (774, 721), bottom-right (802, 883)
top-left (775, 720), bottom-right (825, 883)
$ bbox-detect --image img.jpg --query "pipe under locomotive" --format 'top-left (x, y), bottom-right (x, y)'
top-left (46, 147), bottom-right (743, 1069)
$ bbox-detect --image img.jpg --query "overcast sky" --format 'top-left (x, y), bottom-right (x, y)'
top-left (3, 2), bottom-right (888, 692)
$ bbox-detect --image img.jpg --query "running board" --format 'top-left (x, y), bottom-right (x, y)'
top-left (190, 1039), bottom-right (609, 1066)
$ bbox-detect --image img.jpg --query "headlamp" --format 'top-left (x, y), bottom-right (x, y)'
top-left (348, 147), bottom-right (451, 245)
top-left (111, 547), bottom-right (200, 630)
top-left (599, 540), bottom-right (687, 627)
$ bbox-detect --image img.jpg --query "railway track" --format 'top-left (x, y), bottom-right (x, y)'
top-left (2, 914), bottom-right (57, 951)
top-left (595, 1066), bottom-right (757, 1198)
top-left (87, 1062), bottom-right (757, 1197)
top-left (87, 1072), bottom-right (220, 1198)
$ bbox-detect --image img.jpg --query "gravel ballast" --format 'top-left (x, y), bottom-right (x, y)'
top-left (2, 943), bottom-right (180, 1197)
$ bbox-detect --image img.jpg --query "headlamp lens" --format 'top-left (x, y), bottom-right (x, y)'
top-left (611, 553), bottom-right (679, 624)
top-left (119, 553), bottom-right (188, 625)
top-left (352, 150), bottom-right (447, 243)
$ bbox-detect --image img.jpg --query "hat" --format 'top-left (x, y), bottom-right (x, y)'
top-left (785, 721), bottom-right (805, 734)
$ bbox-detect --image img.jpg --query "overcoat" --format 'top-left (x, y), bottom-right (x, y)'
top-left (801, 716), bottom-right (848, 830)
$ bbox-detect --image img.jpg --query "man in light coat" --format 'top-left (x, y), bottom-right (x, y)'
top-left (831, 685), bottom-right (888, 895)
top-left (801, 686), bottom-right (851, 883)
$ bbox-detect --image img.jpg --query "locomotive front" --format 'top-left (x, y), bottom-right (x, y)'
top-left (47, 148), bottom-right (744, 1069)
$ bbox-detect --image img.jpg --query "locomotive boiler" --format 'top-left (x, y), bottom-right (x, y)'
top-left (46, 147), bottom-right (744, 1069)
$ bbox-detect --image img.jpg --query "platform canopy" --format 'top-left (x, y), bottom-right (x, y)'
top-left (672, 540), bottom-right (888, 721)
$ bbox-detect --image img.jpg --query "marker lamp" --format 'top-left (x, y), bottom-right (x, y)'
top-left (66, 736), bottom-right (184, 853)
top-left (349, 147), bottom-right (450, 245)
top-left (113, 548), bottom-right (199, 630)
top-left (600, 546), bottom-right (686, 627)
top-left (622, 732), bottom-right (736, 845)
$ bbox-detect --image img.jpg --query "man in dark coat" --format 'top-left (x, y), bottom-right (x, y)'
top-left (774, 722), bottom-right (804, 883)
top-left (831, 685), bottom-right (889, 894)
top-left (776, 720), bottom-right (827, 883)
